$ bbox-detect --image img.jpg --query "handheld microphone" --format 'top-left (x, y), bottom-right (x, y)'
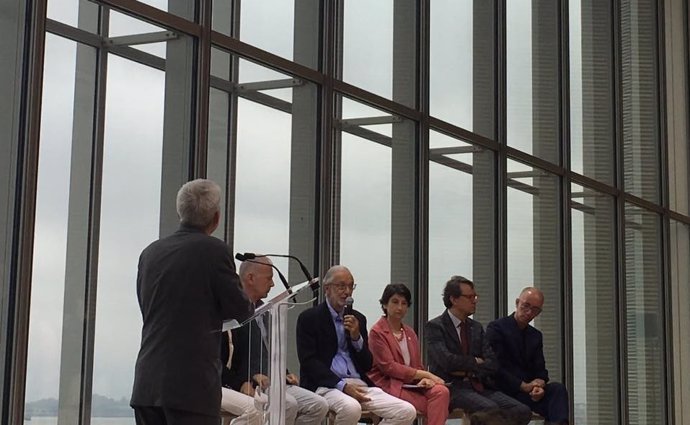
top-left (344, 297), bottom-right (355, 339)
top-left (344, 297), bottom-right (354, 316)
top-left (235, 253), bottom-right (291, 293)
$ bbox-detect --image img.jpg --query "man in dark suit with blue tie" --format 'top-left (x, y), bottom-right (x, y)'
top-left (486, 287), bottom-right (569, 425)
top-left (425, 276), bottom-right (531, 425)
top-left (131, 179), bottom-right (254, 425)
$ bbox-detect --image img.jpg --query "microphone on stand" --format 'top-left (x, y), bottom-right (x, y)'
top-left (240, 252), bottom-right (319, 291)
top-left (235, 253), bottom-right (291, 293)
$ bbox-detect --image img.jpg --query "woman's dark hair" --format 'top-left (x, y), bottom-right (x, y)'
top-left (379, 283), bottom-right (412, 316)
top-left (442, 275), bottom-right (474, 308)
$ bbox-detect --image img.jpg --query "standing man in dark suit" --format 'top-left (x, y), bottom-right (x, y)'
top-left (295, 265), bottom-right (417, 425)
top-left (486, 287), bottom-right (569, 425)
top-left (131, 179), bottom-right (254, 425)
top-left (425, 275), bottom-right (531, 425)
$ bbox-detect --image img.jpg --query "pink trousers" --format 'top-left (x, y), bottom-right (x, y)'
top-left (398, 384), bottom-right (450, 425)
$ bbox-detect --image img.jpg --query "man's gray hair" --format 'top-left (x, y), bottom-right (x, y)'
top-left (176, 179), bottom-right (221, 229)
top-left (322, 265), bottom-right (351, 286)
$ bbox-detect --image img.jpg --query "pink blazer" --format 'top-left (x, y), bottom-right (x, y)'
top-left (367, 316), bottom-right (424, 397)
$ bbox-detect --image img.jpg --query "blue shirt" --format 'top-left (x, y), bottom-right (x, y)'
top-left (326, 299), bottom-right (363, 391)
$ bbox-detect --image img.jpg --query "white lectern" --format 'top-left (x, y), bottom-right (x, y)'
top-left (224, 279), bottom-right (318, 424)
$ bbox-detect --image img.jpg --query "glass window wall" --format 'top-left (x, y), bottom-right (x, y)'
top-left (571, 183), bottom-right (617, 425)
top-left (23, 33), bottom-right (78, 416)
top-left (506, 0), bottom-right (560, 163)
top-left (624, 204), bottom-right (664, 424)
top-left (91, 53), bottom-right (166, 424)
top-left (4, 1), bottom-right (690, 424)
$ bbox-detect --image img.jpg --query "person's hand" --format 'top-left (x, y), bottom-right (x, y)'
top-left (253, 374), bottom-right (270, 389)
top-left (426, 372), bottom-right (445, 385)
top-left (343, 383), bottom-right (371, 402)
top-left (530, 385), bottom-right (545, 401)
top-left (286, 373), bottom-right (300, 385)
top-left (520, 381), bottom-right (535, 393)
top-left (343, 315), bottom-right (361, 340)
top-left (474, 357), bottom-right (485, 365)
top-left (531, 378), bottom-right (546, 388)
top-left (418, 378), bottom-right (435, 388)
top-left (240, 381), bottom-right (255, 396)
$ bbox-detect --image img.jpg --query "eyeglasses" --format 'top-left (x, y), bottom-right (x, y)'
top-left (459, 293), bottom-right (478, 301)
top-left (518, 301), bottom-right (542, 315)
top-left (330, 283), bottom-right (357, 292)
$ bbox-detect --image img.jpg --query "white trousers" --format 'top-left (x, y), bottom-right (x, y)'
top-left (286, 384), bottom-right (330, 425)
top-left (220, 387), bottom-right (262, 425)
top-left (316, 380), bottom-right (416, 425)
top-left (221, 385), bottom-right (328, 425)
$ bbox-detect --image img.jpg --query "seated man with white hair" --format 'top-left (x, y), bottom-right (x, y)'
top-left (296, 265), bottom-right (417, 425)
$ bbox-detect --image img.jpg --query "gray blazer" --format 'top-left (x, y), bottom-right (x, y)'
top-left (130, 225), bottom-right (253, 416)
top-left (425, 310), bottom-right (499, 386)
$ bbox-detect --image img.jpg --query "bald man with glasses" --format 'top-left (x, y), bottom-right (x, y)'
top-left (486, 287), bottom-right (569, 425)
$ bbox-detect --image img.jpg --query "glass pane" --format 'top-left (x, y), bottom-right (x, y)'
top-left (569, 0), bottom-right (614, 184)
top-left (571, 183), bottom-right (617, 425)
top-left (135, 0), bottom-right (194, 21)
top-left (341, 0), bottom-right (416, 108)
top-left (239, 0), bottom-right (294, 62)
top-left (507, 0), bottom-right (560, 163)
top-left (91, 54), bottom-right (166, 424)
top-left (624, 204), bottom-right (664, 424)
top-left (506, 159), bottom-right (562, 380)
top-left (24, 34), bottom-right (77, 418)
top-left (48, 0), bottom-right (195, 27)
top-left (430, 0), bottom-right (495, 139)
top-left (620, 0), bottom-right (660, 202)
top-left (212, 0), bottom-right (320, 69)
top-left (428, 131), bottom-right (496, 323)
top-left (48, 0), bottom-right (79, 27)
top-left (338, 97), bottom-right (416, 324)
top-left (670, 220), bottom-right (690, 422)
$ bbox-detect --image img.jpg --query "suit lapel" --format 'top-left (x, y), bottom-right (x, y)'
top-left (441, 311), bottom-right (462, 349)
top-left (381, 323), bottom-right (405, 362)
top-left (319, 302), bottom-right (338, 348)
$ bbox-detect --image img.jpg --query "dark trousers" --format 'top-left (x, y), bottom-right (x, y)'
top-left (133, 406), bottom-right (220, 425)
top-left (514, 382), bottom-right (569, 424)
top-left (449, 380), bottom-right (532, 425)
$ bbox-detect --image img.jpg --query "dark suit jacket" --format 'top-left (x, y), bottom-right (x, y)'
top-left (296, 301), bottom-right (373, 392)
top-left (130, 225), bottom-right (253, 416)
top-left (224, 314), bottom-right (267, 390)
top-left (425, 310), bottom-right (498, 386)
top-left (485, 313), bottom-right (549, 395)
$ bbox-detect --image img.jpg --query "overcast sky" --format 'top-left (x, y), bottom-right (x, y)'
top-left (23, 0), bottom-right (593, 412)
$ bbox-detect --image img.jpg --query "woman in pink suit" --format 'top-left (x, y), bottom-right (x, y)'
top-left (368, 284), bottom-right (450, 425)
